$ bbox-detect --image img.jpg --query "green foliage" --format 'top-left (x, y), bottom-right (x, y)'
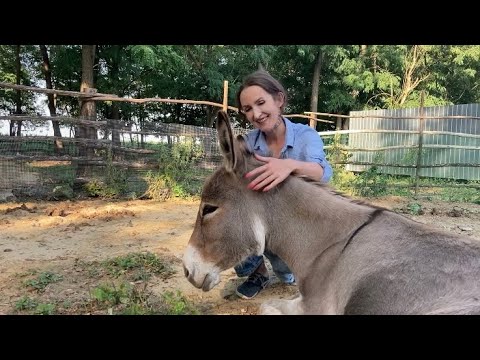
top-left (91, 282), bottom-right (150, 315)
top-left (326, 133), bottom-right (358, 194)
top-left (34, 303), bottom-right (56, 315)
top-left (349, 151), bottom-right (391, 197)
top-left (15, 296), bottom-right (38, 311)
top-left (330, 168), bottom-right (357, 196)
top-left (90, 283), bottom-right (199, 315)
top-left (3, 44), bottom-right (480, 129)
top-left (375, 70), bottom-right (401, 93)
top-left (160, 140), bottom-right (205, 170)
top-left (332, 169), bottom-right (480, 203)
top-left (14, 296), bottom-right (56, 314)
top-left (144, 172), bottom-right (171, 200)
top-left (121, 303), bottom-right (148, 315)
top-left (0, 45), bottom-right (38, 115)
top-left (406, 202), bottom-right (423, 215)
top-left (439, 185), bottom-right (480, 203)
top-left (83, 177), bottom-right (125, 199)
top-left (402, 148), bottom-right (419, 165)
top-left (351, 166), bottom-right (389, 197)
top-left (102, 252), bottom-right (175, 280)
top-left (52, 185), bottom-right (74, 200)
top-left (91, 283), bottom-right (131, 306)
top-left (61, 300), bottom-right (73, 309)
top-left (143, 141), bottom-right (206, 200)
top-left (430, 46), bottom-right (480, 104)
top-left (83, 152), bottom-right (129, 198)
top-left (41, 165), bottom-right (76, 188)
top-left (160, 290), bottom-right (200, 315)
top-left (24, 271), bottom-right (63, 292)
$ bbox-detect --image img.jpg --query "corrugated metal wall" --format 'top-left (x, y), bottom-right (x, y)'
top-left (347, 104), bottom-right (480, 180)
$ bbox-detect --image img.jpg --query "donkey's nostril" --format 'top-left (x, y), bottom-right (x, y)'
top-left (183, 265), bottom-right (189, 278)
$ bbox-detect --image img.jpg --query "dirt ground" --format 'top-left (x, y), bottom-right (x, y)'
top-left (0, 196), bottom-right (479, 315)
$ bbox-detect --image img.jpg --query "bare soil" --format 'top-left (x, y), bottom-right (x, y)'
top-left (0, 196), bottom-right (479, 315)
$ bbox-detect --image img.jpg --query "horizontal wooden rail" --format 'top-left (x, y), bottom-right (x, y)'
top-left (325, 144), bottom-right (479, 151)
top-left (319, 129), bottom-right (480, 139)
top-left (0, 82), bottom-right (117, 99)
top-left (306, 111), bottom-right (480, 120)
top-left (0, 115), bottom-right (107, 127)
top-left (331, 161), bottom-right (480, 168)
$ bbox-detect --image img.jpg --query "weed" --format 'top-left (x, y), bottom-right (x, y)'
top-left (15, 296), bottom-right (56, 315)
top-left (34, 303), bottom-right (56, 315)
top-left (91, 283), bottom-right (131, 306)
top-left (102, 252), bottom-right (175, 280)
top-left (24, 271), bottom-right (63, 292)
top-left (15, 296), bottom-right (38, 311)
top-left (159, 290), bottom-right (200, 315)
top-left (406, 202), bottom-right (424, 215)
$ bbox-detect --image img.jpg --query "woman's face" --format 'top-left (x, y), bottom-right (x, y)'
top-left (239, 85), bottom-right (284, 132)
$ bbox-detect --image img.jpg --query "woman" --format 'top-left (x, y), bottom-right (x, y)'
top-left (234, 69), bottom-right (333, 299)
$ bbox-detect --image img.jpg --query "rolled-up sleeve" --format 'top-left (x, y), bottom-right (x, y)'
top-left (301, 130), bottom-right (333, 183)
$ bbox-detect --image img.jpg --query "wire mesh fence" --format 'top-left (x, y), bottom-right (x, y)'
top-left (0, 116), bottom-right (251, 201)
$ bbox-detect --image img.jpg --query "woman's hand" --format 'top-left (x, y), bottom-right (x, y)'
top-left (245, 153), bottom-right (295, 192)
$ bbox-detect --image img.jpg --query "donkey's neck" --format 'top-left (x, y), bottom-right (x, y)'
top-left (262, 177), bottom-right (376, 281)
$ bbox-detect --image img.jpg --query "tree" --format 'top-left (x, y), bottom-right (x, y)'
top-left (39, 45), bottom-right (63, 148)
top-left (77, 45), bottom-right (96, 158)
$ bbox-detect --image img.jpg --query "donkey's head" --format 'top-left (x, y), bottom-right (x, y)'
top-left (182, 111), bottom-right (267, 291)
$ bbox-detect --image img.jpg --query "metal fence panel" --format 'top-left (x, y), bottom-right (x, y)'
top-left (347, 104), bottom-right (480, 180)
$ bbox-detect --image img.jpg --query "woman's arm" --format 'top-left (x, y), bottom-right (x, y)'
top-left (245, 129), bottom-right (332, 191)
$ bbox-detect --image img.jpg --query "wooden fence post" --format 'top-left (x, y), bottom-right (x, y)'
top-left (415, 91), bottom-right (425, 196)
top-left (223, 81), bottom-right (228, 112)
top-left (309, 113), bottom-right (316, 129)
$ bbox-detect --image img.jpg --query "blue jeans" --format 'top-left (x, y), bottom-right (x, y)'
top-left (234, 250), bottom-right (295, 284)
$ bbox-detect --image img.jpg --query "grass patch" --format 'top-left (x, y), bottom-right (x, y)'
top-left (14, 296), bottom-right (56, 315)
top-left (102, 252), bottom-right (175, 281)
top-left (24, 271), bottom-right (63, 292)
top-left (11, 252), bottom-right (200, 315)
top-left (89, 283), bottom-right (199, 315)
top-left (331, 166), bottom-right (479, 203)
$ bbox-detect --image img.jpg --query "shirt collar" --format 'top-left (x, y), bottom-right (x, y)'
top-left (284, 117), bottom-right (295, 148)
top-left (252, 117), bottom-right (295, 152)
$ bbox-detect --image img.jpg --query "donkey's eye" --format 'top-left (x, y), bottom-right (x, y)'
top-left (202, 204), bottom-right (218, 217)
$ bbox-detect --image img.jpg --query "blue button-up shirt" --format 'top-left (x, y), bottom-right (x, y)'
top-left (243, 117), bottom-right (333, 183)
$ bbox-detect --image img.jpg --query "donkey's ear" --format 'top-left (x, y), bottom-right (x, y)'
top-left (216, 110), bottom-right (236, 172)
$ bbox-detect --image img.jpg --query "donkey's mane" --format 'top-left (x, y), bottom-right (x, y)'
top-left (300, 176), bottom-right (389, 212)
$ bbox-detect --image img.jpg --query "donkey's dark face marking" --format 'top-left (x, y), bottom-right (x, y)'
top-left (183, 111), bottom-right (480, 314)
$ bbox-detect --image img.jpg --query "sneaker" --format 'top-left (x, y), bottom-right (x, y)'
top-left (235, 272), bottom-right (270, 299)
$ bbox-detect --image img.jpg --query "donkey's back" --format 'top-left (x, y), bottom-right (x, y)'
top-left (327, 211), bottom-right (480, 315)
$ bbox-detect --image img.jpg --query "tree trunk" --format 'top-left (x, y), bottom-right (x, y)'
top-left (396, 46), bottom-right (429, 107)
top-left (14, 45), bottom-right (22, 137)
top-left (40, 45), bottom-right (63, 153)
top-left (108, 48), bottom-right (122, 158)
top-left (76, 45), bottom-right (96, 178)
top-left (360, 45), bottom-right (368, 57)
top-left (111, 102), bottom-right (121, 147)
top-left (203, 106), bottom-right (215, 161)
top-left (78, 45), bottom-right (97, 156)
top-left (206, 106), bottom-right (214, 128)
top-left (309, 50), bottom-right (323, 129)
